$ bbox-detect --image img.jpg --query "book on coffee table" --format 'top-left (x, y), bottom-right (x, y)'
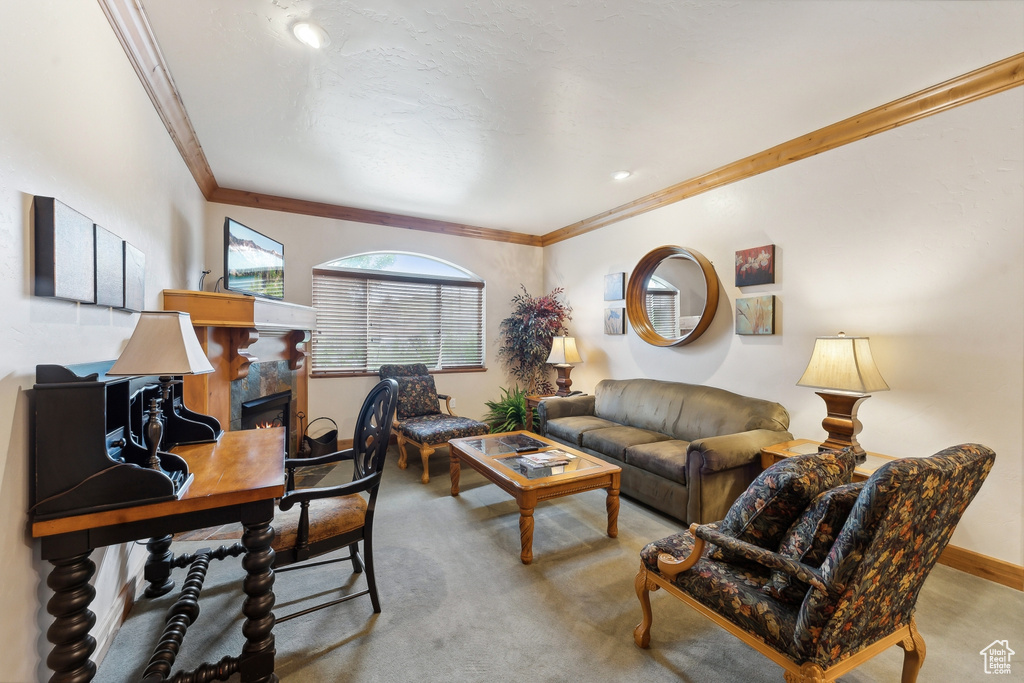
top-left (521, 450), bottom-right (575, 467)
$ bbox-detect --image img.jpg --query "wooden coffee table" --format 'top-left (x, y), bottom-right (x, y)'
top-left (448, 431), bottom-right (621, 564)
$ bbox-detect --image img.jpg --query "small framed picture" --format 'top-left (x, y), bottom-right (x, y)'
top-left (736, 295), bottom-right (776, 335)
top-left (735, 244), bottom-right (775, 287)
top-left (604, 272), bottom-right (625, 300)
top-left (604, 307), bottom-right (625, 335)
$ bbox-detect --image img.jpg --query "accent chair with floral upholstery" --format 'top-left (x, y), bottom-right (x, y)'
top-left (633, 443), bottom-right (996, 683)
top-left (378, 364), bottom-right (489, 484)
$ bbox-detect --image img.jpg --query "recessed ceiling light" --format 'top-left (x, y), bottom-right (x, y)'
top-left (611, 170), bottom-right (632, 181)
top-left (293, 21), bottom-right (330, 49)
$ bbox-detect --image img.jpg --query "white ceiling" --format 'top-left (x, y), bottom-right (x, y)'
top-left (139, 0), bottom-right (1024, 236)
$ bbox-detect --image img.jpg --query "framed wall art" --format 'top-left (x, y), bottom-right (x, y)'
top-left (34, 196), bottom-right (96, 303)
top-left (122, 242), bottom-right (146, 312)
top-left (604, 272), bottom-right (625, 300)
top-left (736, 295), bottom-right (776, 335)
top-left (604, 307), bottom-right (625, 335)
top-left (735, 244), bottom-right (775, 287)
top-left (94, 225), bottom-right (125, 308)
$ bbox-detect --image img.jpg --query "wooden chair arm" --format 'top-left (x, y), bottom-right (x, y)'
top-left (692, 523), bottom-right (832, 594)
top-left (657, 524), bottom-right (707, 580)
top-left (285, 448), bottom-right (355, 470)
top-left (278, 472), bottom-right (378, 511)
top-left (438, 393), bottom-right (459, 417)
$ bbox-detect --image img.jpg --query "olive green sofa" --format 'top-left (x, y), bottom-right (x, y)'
top-left (537, 378), bottom-right (792, 524)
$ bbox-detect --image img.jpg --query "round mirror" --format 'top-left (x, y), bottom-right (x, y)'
top-left (626, 246), bottom-right (720, 346)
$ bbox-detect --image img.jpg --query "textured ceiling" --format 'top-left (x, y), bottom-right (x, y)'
top-left (139, 0), bottom-right (1024, 236)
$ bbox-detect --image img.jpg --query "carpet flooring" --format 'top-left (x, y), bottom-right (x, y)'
top-left (95, 445), bottom-right (1024, 682)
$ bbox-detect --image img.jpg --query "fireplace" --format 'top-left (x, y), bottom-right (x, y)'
top-left (241, 390), bottom-right (292, 451)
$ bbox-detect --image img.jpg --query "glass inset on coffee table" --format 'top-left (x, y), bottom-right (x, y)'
top-left (447, 431), bottom-right (621, 564)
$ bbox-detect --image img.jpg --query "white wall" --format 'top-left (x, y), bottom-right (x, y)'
top-left (0, 2), bottom-right (208, 680)
top-left (203, 203), bottom-right (545, 436)
top-left (545, 88), bottom-right (1024, 565)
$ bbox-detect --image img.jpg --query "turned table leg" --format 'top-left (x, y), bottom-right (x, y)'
top-left (45, 552), bottom-right (97, 683)
top-left (519, 506), bottom-right (535, 565)
top-left (606, 478), bottom-right (620, 538)
top-left (239, 509), bottom-right (278, 683)
top-left (144, 534), bottom-right (175, 598)
top-left (449, 449), bottom-right (461, 496)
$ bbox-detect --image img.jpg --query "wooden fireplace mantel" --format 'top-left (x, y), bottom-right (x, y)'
top-left (162, 289), bottom-right (316, 435)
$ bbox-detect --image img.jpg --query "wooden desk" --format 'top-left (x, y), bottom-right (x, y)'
top-left (33, 428), bottom-right (286, 683)
top-left (760, 438), bottom-right (896, 482)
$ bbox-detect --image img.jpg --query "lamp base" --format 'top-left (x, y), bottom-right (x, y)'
top-left (815, 391), bottom-right (870, 463)
top-left (553, 364), bottom-right (575, 397)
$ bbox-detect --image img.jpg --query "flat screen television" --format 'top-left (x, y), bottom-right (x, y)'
top-left (224, 217), bottom-right (284, 299)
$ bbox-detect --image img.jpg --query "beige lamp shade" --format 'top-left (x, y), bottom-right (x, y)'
top-left (546, 336), bottom-right (583, 366)
top-left (108, 311), bottom-right (214, 376)
top-left (797, 333), bottom-right (889, 395)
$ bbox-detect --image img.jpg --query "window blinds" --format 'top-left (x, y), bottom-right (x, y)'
top-left (312, 270), bottom-right (484, 374)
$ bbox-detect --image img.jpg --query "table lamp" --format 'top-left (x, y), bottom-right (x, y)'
top-left (546, 336), bottom-right (583, 397)
top-left (108, 311), bottom-right (214, 471)
top-left (797, 332), bottom-right (889, 462)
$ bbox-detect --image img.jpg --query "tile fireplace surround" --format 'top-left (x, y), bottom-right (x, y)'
top-left (162, 289), bottom-right (316, 456)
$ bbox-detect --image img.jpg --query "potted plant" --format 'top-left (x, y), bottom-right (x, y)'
top-left (497, 286), bottom-right (572, 396)
top-left (483, 386), bottom-right (534, 432)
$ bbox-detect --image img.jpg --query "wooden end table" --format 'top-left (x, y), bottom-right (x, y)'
top-left (448, 431), bottom-right (620, 564)
top-left (524, 395), bottom-right (555, 433)
top-left (760, 438), bottom-right (896, 482)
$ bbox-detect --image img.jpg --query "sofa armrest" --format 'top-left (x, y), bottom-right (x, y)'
top-left (685, 429), bottom-right (794, 524)
top-left (689, 429), bottom-right (795, 473)
top-left (537, 394), bottom-right (595, 432)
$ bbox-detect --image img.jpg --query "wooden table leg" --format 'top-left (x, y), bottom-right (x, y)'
top-left (143, 534), bottom-right (175, 598)
top-left (519, 506), bottom-right (535, 565)
top-left (45, 551), bottom-right (97, 683)
top-left (606, 484), bottom-right (620, 538)
top-left (450, 449), bottom-right (461, 496)
top-left (239, 509), bottom-right (278, 683)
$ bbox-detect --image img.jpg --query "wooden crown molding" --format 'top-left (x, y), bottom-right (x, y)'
top-left (98, 0), bottom-right (217, 199)
top-left (541, 52), bottom-right (1024, 246)
top-left (208, 187), bottom-right (543, 247)
top-left (99, 1), bottom-right (1020, 249)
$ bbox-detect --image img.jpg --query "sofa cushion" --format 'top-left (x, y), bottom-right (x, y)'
top-left (593, 378), bottom-right (790, 442)
top-left (625, 440), bottom-right (690, 485)
top-left (710, 448), bottom-right (857, 561)
top-left (582, 426), bottom-right (671, 461)
top-left (545, 415), bottom-right (619, 447)
top-left (399, 413), bottom-right (489, 444)
top-left (394, 374), bottom-right (441, 419)
top-left (762, 482), bottom-right (864, 603)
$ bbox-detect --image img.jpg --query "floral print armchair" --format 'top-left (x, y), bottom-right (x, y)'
top-left (633, 443), bottom-right (996, 683)
top-left (378, 364), bottom-right (489, 484)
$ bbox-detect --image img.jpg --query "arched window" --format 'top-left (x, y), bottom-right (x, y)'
top-left (311, 252), bottom-right (485, 375)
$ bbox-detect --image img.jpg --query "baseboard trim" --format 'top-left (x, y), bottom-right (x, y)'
top-left (91, 576), bottom-right (138, 669)
top-left (938, 544), bottom-right (1024, 591)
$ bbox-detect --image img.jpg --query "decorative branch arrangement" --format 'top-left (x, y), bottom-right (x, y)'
top-left (497, 286), bottom-right (572, 396)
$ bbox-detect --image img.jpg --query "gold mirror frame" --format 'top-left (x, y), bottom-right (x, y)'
top-left (626, 246), bottom-right (720, 347)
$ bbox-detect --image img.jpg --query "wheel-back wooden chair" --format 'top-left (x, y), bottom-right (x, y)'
top-left (271, 378), bottom-right (399, 621)
top-left (377, 364), bottom-right (489, 483)
top-left (634, 443), bottom-right (995, 683)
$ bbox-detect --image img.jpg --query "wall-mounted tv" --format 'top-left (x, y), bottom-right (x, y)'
top-left (224, 217), bottom-right (284, 300)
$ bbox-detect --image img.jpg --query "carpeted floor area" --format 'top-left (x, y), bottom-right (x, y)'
top-left (95, 445), bottom-right (1024, 682)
